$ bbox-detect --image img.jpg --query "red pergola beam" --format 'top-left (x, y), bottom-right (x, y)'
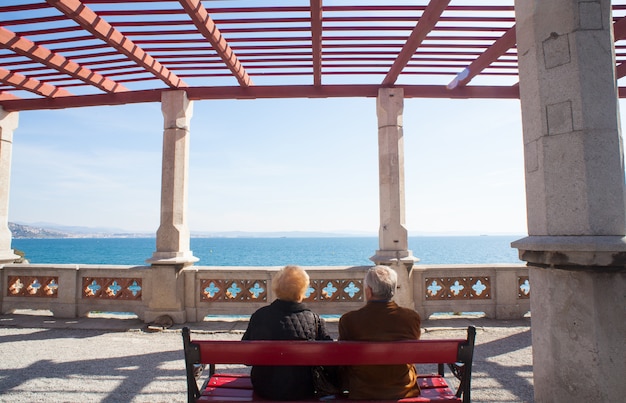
top-left (613, 16), bottom-right (626, 79)
top-left (616, 62), bottom-right (626, 80)
top-left (447, 26), bottom-right (517, 89)
top-left (0, 67), bottom-right (72, 98)
top-left (613, 16), bottom-right (626, 41)
top-left (382, 0), bottom-right (451, 86)
top-left (46, 0), bottom-right (186, 89)
top-left (178, 0), bottom-right (252, 87)
top-left (0, 92), bottom-right (20, 101)
top-left (0, 27), bottom-right (125, 94)
top-left (0, 84), bottom-right (521, 112)
top-left (310, 0), bottom-right (323, 86)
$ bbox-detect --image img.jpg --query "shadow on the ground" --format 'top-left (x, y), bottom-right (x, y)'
top-left (0, 339), bottom-right (185, 402)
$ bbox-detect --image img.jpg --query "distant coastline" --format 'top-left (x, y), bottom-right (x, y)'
top-left (8, 222), bottom-right (375, 239)
top-left (8, 222), bottom-right (150, 239)
top-left (9, 222), bottom-right (525, 240)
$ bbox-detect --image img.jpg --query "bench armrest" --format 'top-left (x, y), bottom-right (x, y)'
top-left (182, 327), bottom-right (201, 403)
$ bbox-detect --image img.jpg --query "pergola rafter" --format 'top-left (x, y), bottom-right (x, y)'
top-left (310, 0), bottom-right (323, 87)
top-left (382, 0), bottom-right (451, 86)
top-left (447, 27), bottom-right (517, 89)
top-left (0, 67), bottom-right (72, 98)
top-left (178, 0), bottom-right (251, 87)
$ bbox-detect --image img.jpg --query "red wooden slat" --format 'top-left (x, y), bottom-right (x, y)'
top-left (199, 374), bottom-right (461, 402)
top-left (195, 340), bottom-right (463, 366)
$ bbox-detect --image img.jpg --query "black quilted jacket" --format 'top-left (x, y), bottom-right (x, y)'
top-left (242, 299), bottom-right (332, 400)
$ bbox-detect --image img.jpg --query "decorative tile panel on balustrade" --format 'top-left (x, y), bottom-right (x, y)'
top-left (82, 277), bottom-right (143, 300)
top-left (413, 264), bottom-right (530, 319)
top-left (424, 276), bottom-right (492, 300)
top-left (7, 276), bottom-right (59, 297)
top-left (200, 279), bottom-right (268, 302)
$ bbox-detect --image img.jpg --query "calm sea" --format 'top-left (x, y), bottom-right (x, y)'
top-left (11, 236), bottom-right (524, 266)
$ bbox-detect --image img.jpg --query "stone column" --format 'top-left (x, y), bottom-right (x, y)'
top-left (147, 90), bottom-right (198, 266)
top-left (0, 108), bottom-right (19, 264)
top-left (145, 90), bottom-right (197, 324)
top-left (513, 1), bottom-right (626, 402)
top-left (370, 88), bottom-right (418, 308)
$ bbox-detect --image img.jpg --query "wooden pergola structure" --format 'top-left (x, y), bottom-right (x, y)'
top-left (1, 0), bottom-right (626, 112)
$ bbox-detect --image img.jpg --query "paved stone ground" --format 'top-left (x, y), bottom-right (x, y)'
top-left (0, 311), bottom-right (533, 403)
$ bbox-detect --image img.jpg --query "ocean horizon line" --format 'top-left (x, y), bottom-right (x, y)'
top-left (13, 232), bottom-right (527, 240)
top-left (11, 221), bottom-right (526, 239)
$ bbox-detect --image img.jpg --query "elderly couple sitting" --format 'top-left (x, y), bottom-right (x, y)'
top-left (242, 265), bottom-right (422, 400)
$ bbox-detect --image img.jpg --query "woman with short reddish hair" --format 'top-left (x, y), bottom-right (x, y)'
top-left (242, 265), bottom-right (332, 400)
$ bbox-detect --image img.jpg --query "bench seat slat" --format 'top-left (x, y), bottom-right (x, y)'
top-left (197, 340), bottom-right (464, 366)
top-left (198, 374), bottom-right (461, 403)
top-left (203, 387), bottom-right (254, 398)
top-left (197, 397), bottom-right (461, 403)
top-left (205, 373), bottom-right (451, 391)
top-left (207, 375), bottom-right (253, 389)
top-left (200, 374), bottom-right (461, 403)
top-left (417, 375), bottom-right (451, 389)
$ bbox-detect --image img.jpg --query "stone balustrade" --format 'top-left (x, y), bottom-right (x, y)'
top-left (0, 263), bottom-right (530, 321)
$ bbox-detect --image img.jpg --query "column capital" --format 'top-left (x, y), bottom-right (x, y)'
top-left (376, 87), bottom-right (404, 128)
top-left (0, 108), bottom-right (19, 140)
top-left (161, 90), bottom-right (193, 130)
top-left (369, 250), bottom-right (419, 269)
top-left (512, 235), bottom-right (626, 268)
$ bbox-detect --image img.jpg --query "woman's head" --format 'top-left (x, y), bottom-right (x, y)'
top-left (272, 265), bottom-right (310, 302)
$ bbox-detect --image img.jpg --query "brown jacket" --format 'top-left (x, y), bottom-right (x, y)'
top-left (338, 300), bottom-right (422, 400)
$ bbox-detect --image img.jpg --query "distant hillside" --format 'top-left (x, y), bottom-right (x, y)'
top-left (22, 222), bottom-right (129, 235)
top-left (8, 222), bottom-right (376, 239)
top-left (8, 222), bottom-right (153, 239)
top-left (9, 222), bottom-right (71, 239)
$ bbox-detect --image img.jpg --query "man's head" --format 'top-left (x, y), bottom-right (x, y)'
top-left (364, 265), bottom-right (397, 301)
top-left (272, 265), bottom-right (310, 302)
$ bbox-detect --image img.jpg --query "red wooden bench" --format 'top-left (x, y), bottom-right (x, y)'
top-left (182, 326), bottom-right (476, 403)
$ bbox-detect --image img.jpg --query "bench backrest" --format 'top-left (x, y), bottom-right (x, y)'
top-left (183, 326), bottom-right (475, 367)
top-left (186, 338), bottom-right (466, 366)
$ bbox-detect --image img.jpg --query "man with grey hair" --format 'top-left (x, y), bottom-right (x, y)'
top-left (338, 265), bottom-right (422, 400)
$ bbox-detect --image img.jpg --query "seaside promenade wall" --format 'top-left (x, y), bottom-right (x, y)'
top-left (0, 263), bottom-right (530, 321)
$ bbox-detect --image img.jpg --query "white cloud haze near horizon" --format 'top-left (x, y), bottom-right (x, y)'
top-left (8, 97), bottom-right (625, 236)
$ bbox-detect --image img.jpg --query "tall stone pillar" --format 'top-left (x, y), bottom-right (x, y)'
top-left (0, 109), bottom-right (19, 264)
top-left (145, 90), bottom-right (197, 324)
top-left (148, 90), bottom-right (198, 266)
top-left (513, 1), bottom-right (626, 402)
top-left (370, 88), bottom-right (418, 308)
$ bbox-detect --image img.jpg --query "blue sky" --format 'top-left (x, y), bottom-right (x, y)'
top-left (8, 96), bottom-right (540, 235)
top-left (5, 0), bottom-right (626, 236)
